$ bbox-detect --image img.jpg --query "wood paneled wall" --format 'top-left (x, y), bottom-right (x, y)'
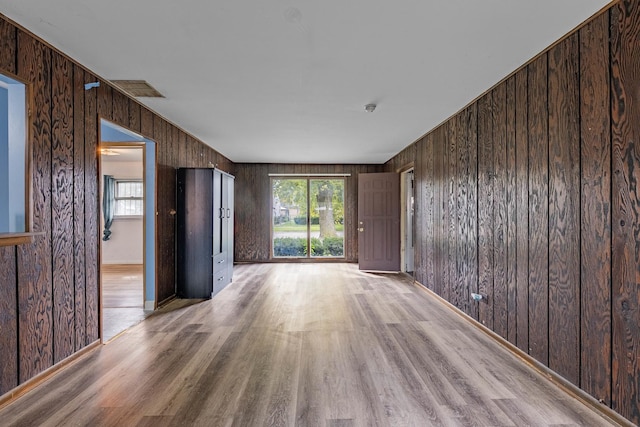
top-left (0, 15), bottom-right (231, 396)
top-left (233, 163), bottom-right (382, 262)
top-left (385, 3), bottom-right (639, 423)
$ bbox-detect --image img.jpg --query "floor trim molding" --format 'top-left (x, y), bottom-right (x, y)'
top-left (0, 340), bottom-right (101, 410)
top-left (411, 279), bottom-right (634, 427)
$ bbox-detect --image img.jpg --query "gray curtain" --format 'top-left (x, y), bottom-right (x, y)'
top-left (102, 175), bottom-right (115, 241)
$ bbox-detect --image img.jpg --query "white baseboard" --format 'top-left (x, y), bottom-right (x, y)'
top-left (144, 300), bottom-right (155, 311)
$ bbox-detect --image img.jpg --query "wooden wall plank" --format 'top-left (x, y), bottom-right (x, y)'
top-left (477, 93), bottom-right (494, 329)
top-left (465, 105), bottom-right (479, 321)
top-left (610, 1), bottom-right (640, 423)
top-left (456, 111), bottom-right (469, 314)
top-left (527, 54), bottom-right (549, 366)
top-left (0, 246), bottom-right (18, 395)
top-left (128, 99), bottom-right (141, 134)
top-left (514, 67), bottom-right (529, 353)
top-left (111, 89), bottom-right (129, 129)
top-left (505, 76), bottom-right (517, 346)
top-left (447, 119), bottom-right (457, 305)
top-left (492, 82), bottom-right (508, 340)
top-left (413, 138), bottom-right (425, 285)
top-left (51, 52), bottom-right (76, 363)
top-left (84, 72), bottom-right (99, 344)
top-left (579, 11), bottom-right (612, 406)
top-left (16, 31), bottom-right (54, 381)
top-left (548, 33), bottom-right (580, 386)
top-left (423, 133), bottom-right (435, 291)
top-left (140, 107), bottom-right (153, 141)
top-left (72, 65), bottom-right (86, 351)
top-left (97, 83), bottom-right (112, 123)
top-left (0, 17), bottom-right (16, 73)
top-left (433, 126), bottom-right (446, 297)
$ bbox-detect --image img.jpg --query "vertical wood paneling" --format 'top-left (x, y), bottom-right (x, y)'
top-left (505, 76), bottom-right (518, 346)
top-left (514, 67), bottom-right (529, 353)
top-left (447, 119), bottom-right (457, 305)
top-left (141, 107), bottom-right (153, 141)
top-left (465, 105), bottom-right (479, 321)
top-left (423, 133), bottom-right (436, 291)
top-left (527, 54), bottom-right (549, 366)
top-left (97, 83), bottom-right (112, 122)
top-left (548, 33), bottom-right (580, 386)
top-left (433, 126), bottom-right (446, 297)
top-left (456, 111), bottom-right (469, 314)
top-left (477, 93), bottom-right (494, 329)
top-left (84, 72), bottom-right (99, 344)
top-left (16, 32), bottom-right (54, 381)
top-left (0, 17), bottom-right (16, 73)
top-left (414, 138), bottom-right (425, 285)
top-left (0, 246), bottom-right (18, 395)
top-left (72, 65), bottom-right (86, 351)
top-left (128, 99), bottom-right (141, 134)
top-left (579, 11), bottom-right (612, 406)
top-left (111, 89), bottom-right (129, 129)
top-left (493, 82), bottom-right (508, 339)
top-left (611, 1), bottom-right (640, 423)
top-left (51, 52), bottom-right (75, 363)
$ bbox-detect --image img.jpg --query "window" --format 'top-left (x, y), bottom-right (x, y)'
top-left (114, 180), bottom-right (143, 217)
top-left (0, 72), bottom-right (27, 233)
top-left (272, 178), bottom-right (345, 258)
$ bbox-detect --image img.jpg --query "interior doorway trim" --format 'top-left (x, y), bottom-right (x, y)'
top-left (98, 118), bottom-right (157, 341)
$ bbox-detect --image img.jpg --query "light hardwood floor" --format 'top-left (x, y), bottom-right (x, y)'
top-left (0, 263), bottom-right (618, 426)
top-left (102, 264), bottom-right (150, 342)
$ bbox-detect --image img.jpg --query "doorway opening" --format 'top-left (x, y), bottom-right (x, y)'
top-left (99, 119), bottom-right (156, 342)
top-left (272, 177), bottom-right (345, 259)
top-left (400, 169), bottom-right (415, 274)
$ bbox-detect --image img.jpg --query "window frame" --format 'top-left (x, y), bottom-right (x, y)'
top-left (113, 179), bottom-right (144, 218)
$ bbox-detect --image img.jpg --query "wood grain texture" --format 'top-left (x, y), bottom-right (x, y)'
top-left (455, 110), bottom-right (469, 315)
top-left (465, 105), bottom-right (479, 322)
top-left (140, 107), bottom-right (154, 141)
top-left (97, 82), bottom-right (112, 121)
top-left (579, 11), bottom-right (612, 406)
top-left (0, 246), bottom-right (18, 395)
top-left (527, 54), bottom-right (549, 366)
top-left (548, 33), bottom-right (580, 386)
top-left (422, 133), bottom-right (436, 291)
top-left (84, 71), bottom-right (99, 345)
top-left (111, 89), bottom-right (129, 129)
top-left (505, 76), bottom-right (517, 346)
top-left (492, 82), bottom-right (508, 340)
top-left (16, 31), bottom-right (54, 382)
top-left (448, 118), bottom-right (458, 308)
top-left (432, 125), bottom-right (446, 297)
top-left (514, 67), bottom-right (529, 354)
top-left (0, 264), bottom-right (618, 427)
top-left (51, 52), bottom-right (76, 363)
top-left (72, 65), bottom-right (86, 351)
top-left (0, 17), bottom-right (16, 73)
top-left (477, 93), bottom-right (494, 329)
top-left (610, 1), bottom-right (640, 423)
top-left (128, 99), bottom-right (141, 134)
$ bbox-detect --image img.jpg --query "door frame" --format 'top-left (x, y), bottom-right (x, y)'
top-left (400, 167), bottom-right (415, 274)
top-left (98, 118), bottom-right (157, 342)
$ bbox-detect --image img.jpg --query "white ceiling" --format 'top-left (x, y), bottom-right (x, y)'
top-left (0, 1), bottom-right (611, 164)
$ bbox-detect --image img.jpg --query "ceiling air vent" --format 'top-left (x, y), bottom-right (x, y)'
top-left (110, 80), bottom-right (164, 98)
